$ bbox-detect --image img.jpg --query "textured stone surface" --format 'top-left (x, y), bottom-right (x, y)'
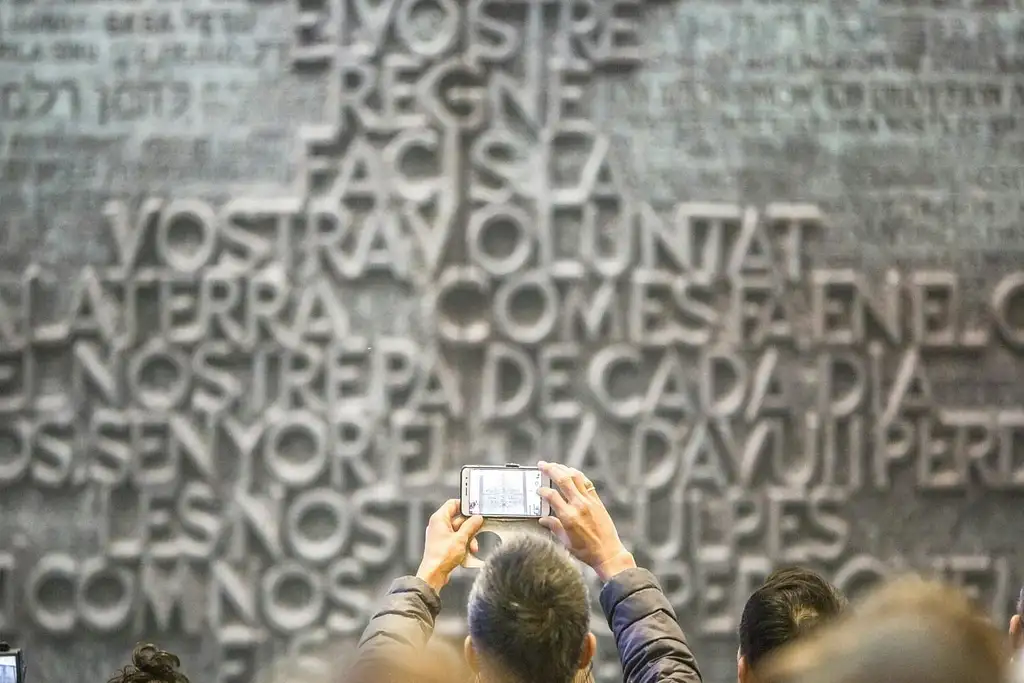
top-left (2, 1), bottom-right (1024, 682)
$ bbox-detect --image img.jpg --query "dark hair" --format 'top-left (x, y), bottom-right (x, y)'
top-left (468, 534), bottom-right (590, 683)
top-left (760, 577), bottom-right (1006, 683)
top-left (108, 644), bottom-right (189, 683)
top-left (739, 567), bottom-right (846, 668)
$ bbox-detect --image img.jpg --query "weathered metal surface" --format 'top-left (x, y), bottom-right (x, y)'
top-left (1, 1), bottom-right (1024, 682)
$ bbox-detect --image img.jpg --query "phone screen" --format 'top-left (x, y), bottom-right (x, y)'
top-left (464, 467), bottom-right (545, 517)
top-left (0, 654), bottom-right (19, 683)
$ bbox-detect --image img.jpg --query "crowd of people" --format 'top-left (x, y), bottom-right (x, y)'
top-left (106, 461), bottom-right (1021, 683)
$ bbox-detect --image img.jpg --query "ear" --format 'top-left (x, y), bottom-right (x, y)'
top-left (578, 632), bottom-right (597, 671)
top-left (464, 636), bottom-right (479, 674)
top-left (738, 654), bottom-right (750, 683)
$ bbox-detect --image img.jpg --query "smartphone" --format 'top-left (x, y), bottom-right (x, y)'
top-left (0, 644), bottom-right (24, 683)
top-left (460, 464), bottom-right (551, 518)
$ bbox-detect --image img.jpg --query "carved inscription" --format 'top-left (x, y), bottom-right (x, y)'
top-left (4, 1), bottom-right (1024, 682)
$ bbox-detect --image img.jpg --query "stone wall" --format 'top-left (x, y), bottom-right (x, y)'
top-left (1, 1), bottom-right (1024, 682)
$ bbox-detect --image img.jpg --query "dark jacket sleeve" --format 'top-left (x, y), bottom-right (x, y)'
top-left (599, 567), bottom-right (703, 683)
top-left (350, 576), bottom-right (441, 676)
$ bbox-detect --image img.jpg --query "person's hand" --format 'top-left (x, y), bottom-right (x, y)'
top-left (1012, 588), bottom-right (1024, 658)
top-left (416, 500), bottom-right (484, 592)
top-left (1011, 613), bottom-right (1023, 655)
top-left (537, 461), bottom-right (636, 582)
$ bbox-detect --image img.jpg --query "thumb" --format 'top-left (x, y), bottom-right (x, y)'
top-left (539, 516), bottom-right (566, 536)
top-left (457, 515), bottom-right (484, 543)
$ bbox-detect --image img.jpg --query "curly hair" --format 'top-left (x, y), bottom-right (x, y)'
top-left (108, 644), bottom-right (189, 683)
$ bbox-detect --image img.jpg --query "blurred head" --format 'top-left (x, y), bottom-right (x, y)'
top-left (423, 637), bottom-right (472, 683)
top-left (290, 636), bottom-right (468, 683)
top-left (108, 644), bottom-right (189, 683)
top-left (738, 568), bottom-right (846, 683)
top-left (465, 534), bottom-right (596, 683)
top-left (759, 576), bottom-right (1008, 683)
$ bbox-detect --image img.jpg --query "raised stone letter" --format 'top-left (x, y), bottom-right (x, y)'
top-left (597, 0), bottom-right (643, 66)
top-left (0, 554), bottom-right (13, 630)
top-left (431, 266), bottom-right (491, 344)
top-left (261, 561), bottom-right (324, 633)
top-left (561, 280), bottom-right (624, 343)
top-left (588, 344), bottom-right (643, 420)
top-left (127, 340), bottom-right (191, 411)
top-left (992, 273), bottom-right (1024, 350)
top-left (417, 58), bottom-right (487, 131)
top-left (26, 553), bottom-right (77, 635)
top-left (285, 488), bottom-right (352, 564)
top-left (481, 342), bottom-right (536, 420)
top-left (833, 554), bottom-right (895, 602)
top-left (394, 0), bottom-right (461, 58)
top-left (325, 558), bottom-right (374, 635)
top-left (407, 348), bottom-right (463, 416)
top-left (156, 199), bottom-right (219, 273)
top-left (467, 204), bottom-right (535, 277)
top-left (539, 343), bottom-right (582, 421)
top-left (0, 420), bottom-right (29, 484)
top-left (907, 271), bottom-right (967, 349)
top-left (67, 267), bottom-right (120, 343)
top-left (818, 352), bottom-right (865, 418)
top-left (881, 350), bottom-right (933, 423)
top-left (77, 557), bottom-right (136, 632)
top-left (264, 411), bottom-right (329, 488)
top-left (104, 197), bottom-right (164, 270)
top-left (493, 270), bottom-right (559, 345)
top-left (700, 350), bottom-right (747, 417)
top-left (764, 203), bottom-right (823, 282)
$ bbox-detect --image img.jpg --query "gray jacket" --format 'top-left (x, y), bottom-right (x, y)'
top-left (354, 568), bottom-right (702, 683)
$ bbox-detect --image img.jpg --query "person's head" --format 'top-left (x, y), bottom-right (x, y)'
top-left (282, 636), bottom-right (467, 683)
top-left (465, 533), bottom-right (595, 683)
top-left (759, 576), bottom-right (1008, 683)
top-left (738, 568), bottom-right (846, 683)
top-left (108, 644), bottom-right (189, 683)
top-left (424, 637), bottom-right (473, 683)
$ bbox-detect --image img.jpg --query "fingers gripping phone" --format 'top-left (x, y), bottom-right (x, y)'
top-left (461, 464), bottom-right (551, 518)
top-left (1013, 586), bottom-right (1024, 643)
top-left (0, 643), bottom-right (24, 683)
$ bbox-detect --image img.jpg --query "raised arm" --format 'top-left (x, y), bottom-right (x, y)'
top-left (350, 500), bottom-right (482, 678)
top-left (356, 575), bottom-right (441, 658)
top-left (600, 567), bottom-right (702, 683)
top-left (538, 462), bottom-right (702, 683)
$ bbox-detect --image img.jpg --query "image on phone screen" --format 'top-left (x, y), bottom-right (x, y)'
top-left (0, 655), bottom-right (19, 683)
top-left (466, 468), bottom-right (544, 517)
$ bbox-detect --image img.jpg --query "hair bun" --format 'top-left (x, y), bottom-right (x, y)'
top-left (130, 644), bottom-right (186, 683)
